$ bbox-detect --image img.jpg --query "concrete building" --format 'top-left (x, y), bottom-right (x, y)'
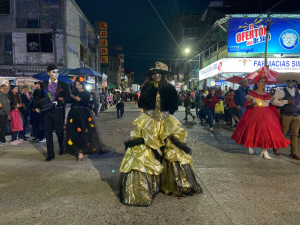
top-left (101, 47), bottom-right (124, 89)
top-left (124, 69), bottom-right (134, 88)
top-left (0, 0), bottom-right (98, 77)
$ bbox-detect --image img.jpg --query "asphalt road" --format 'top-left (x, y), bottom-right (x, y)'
top-left (1, 101), bottom-right (300, 225)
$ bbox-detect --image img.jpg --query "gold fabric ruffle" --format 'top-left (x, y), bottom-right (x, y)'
top-left (119, 171), bottom-right (160, 206)
top-left (160, 159), bottom-right (202, 196)
top-left (119, 113), bottom-right (193, 175)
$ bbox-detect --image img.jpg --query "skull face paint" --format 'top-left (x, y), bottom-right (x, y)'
top-left (151, 73), bottom-right (162, 82)
top-left (50, 69), bottom-right (59, 80)
top-left (286, 79), bottom-right (297, 89)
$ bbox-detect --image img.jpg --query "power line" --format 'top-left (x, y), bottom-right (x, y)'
top-left (147, 0), bottom-right (183, 53)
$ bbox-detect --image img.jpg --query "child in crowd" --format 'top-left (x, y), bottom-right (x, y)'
top-left (116, 99), bottom-right (124, 119)
top-left (227, 89), bottom-right (240, 127)
top-left (198, 90), bottom-right (206, 124)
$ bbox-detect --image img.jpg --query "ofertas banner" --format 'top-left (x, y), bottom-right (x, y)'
top-left (228, 18), bottom-right (300, 53)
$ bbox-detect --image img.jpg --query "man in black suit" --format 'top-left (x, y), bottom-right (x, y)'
top-left (42, 64), bottom-right (70, 162)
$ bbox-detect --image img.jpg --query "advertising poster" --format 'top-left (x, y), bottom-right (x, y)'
top-left (228, 18), bottom-right (300, 53)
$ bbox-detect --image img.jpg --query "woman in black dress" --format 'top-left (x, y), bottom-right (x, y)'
top-left (65, 77), bottom-right (105, 161)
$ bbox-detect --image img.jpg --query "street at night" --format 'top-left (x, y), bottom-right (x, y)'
top-left (1, 0), bottom-right (300, 224)
top-left (1, 102), bottom-right (300, 225)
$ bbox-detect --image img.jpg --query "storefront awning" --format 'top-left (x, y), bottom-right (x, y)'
top-left (199, 57), bottom-right (300, 81)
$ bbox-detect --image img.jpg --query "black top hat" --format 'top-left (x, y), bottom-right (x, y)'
top-left (143, 62), bottom-right (172, 77)
top-left (40, 97), bottom-right (55, 112)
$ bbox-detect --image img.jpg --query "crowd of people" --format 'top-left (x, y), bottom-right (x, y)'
top-left (0, 64), bottom-right (140, 157)
top-left (89, 89), bottom-right (139, 118)
top-left (1, 61), bottom-right (300, 209)
top-left (178, 72), bottom-right (300, 161)
top-left (178, 79), bottom-right (250, 131)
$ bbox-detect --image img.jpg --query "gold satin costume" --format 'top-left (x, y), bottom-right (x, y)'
top-left (119, 92), bottom-right (202, 206)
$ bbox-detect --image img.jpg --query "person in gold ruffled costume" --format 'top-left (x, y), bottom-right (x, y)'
top-left (119, 62), bottom-right (202, 206)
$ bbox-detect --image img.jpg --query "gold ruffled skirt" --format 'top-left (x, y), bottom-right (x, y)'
top-left (119, 113), bottom-right (202, 206)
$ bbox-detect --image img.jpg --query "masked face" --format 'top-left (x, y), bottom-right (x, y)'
top-left (151, 73), bottom-right (162, 82)
top-left (49, 69), bottom-right (59, 80)
top-left (286, 79), bottom-right (297, 89)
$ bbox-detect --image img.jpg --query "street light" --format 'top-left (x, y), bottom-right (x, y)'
top-left (185, 48), bottom-right (190, 54)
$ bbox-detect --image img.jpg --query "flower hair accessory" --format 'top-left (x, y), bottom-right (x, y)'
top-left (254, 70), bottom-right (268, 83)
top-left (150, 62), bottom-right (168, 71)
top-left (79, 77), bottom-right (84, 82)
top-left (73, 77), bottom-right (76, 81)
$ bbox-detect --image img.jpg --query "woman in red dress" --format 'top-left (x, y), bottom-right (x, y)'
top-left (231, 74), bottom-right (290, 159)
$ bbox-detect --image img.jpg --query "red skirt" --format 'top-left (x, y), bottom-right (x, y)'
top-left (231, 106), bottom-right (290, 148)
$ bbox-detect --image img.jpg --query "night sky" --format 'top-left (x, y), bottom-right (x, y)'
top-left (75, 0), bottom-right (212, 83)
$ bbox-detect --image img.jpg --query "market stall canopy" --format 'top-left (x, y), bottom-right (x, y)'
top-left (0, 78), bottom-right (9, 86)
top-left (245, 66), bottom-right (281, 84)
top-left (107, 81), bottom-right (116, 89)
top-left (68, 68), bottom-right (102, 77)
top-left (33, 72), bottom-right (74, 84)
top-left (15, 77), bottom-right (40, 86)
top-left (225, 76), bottom-right (245, 84)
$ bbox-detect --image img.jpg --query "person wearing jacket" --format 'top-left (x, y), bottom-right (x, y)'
top-left (32, 82), bottom-right (45, 142)
top-left (198, 90), bottom-right (206, 124)
top-left (41, 64), bottom-right (71, 162)
top-left (0, 84), bottom-right (11, 146)
top-left (183, 93), bottom-right (195, 121)
top-left (234, 79), bottom-right (249, 118)
top-left (119, 62), bottom-right (202, 206)
top-left (227, 89), bottom-right (240, 127)
top-left (203, 89), bottom-right (219, 131)
top-left (7, 85), bottom-right (24, 145)
top-left (116, 99), bottom-right (124, 118)
top-left (20, 86), bottom-right (31, 141)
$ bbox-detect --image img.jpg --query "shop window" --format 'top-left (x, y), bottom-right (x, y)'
top-left (27, 19), bottom-right (40, 28)
top-left (0, 0), bottom-right (10, 14)
top-left (4, 34), bottom-right (12, 51)
top-left (27, 33), bottom-right (53, 53)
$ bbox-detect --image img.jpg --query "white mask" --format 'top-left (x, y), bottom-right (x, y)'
top-left (50, 69), bottom-right (59, 80)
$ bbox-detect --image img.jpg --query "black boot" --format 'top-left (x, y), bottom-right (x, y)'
top-left (45, 156), bottom-right (55, 162)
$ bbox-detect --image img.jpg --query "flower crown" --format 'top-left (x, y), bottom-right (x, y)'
top-left (150, 62), bottom-right (168, 71)
top-left (73, 77), bottom-right (84, 82)
top-left (254, 70), bottom-right (268, 83)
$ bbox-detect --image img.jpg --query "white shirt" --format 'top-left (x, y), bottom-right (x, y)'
top-left (271, 87), bottom-right (295, 107)
top-left (49, 78), bottom-right (58, 84)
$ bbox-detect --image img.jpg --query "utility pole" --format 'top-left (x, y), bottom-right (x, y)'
top-left (264, 12), bottom-right (272, 67)
top-left (51, 24), bottom-right (58, 67)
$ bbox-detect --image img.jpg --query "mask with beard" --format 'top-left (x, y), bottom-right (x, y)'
top-left (50, 69), bottom-right (59, 80)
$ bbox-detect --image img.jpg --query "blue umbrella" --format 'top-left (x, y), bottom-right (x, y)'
top-left (68, 68), bottom-right (102, 77)
top-left (33, 72), bottom-right (74, 84)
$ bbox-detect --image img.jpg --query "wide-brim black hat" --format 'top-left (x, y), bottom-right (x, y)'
top-left (40, 97), bottom-right (56, 112)
top-left (143, 62), bottom-right (172, 77)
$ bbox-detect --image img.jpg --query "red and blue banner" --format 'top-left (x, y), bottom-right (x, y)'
top-left (228, 18), bottom-right (300, 53)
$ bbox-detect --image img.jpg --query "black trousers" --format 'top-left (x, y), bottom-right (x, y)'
top-left (0, 114), bottom-right (7, 143)
top-left (117, 109), bottom-right (124, 118)
top-left (44, 108), bottom-right (64, 157)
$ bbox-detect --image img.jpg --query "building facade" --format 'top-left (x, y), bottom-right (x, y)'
top-left (0, 0), bottom-right (98, 77)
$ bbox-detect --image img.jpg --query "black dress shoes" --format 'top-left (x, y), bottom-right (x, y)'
top-left (44, 156), bottom-right (55, 162)
top-left (59, 150), bottom-right (64, 155)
